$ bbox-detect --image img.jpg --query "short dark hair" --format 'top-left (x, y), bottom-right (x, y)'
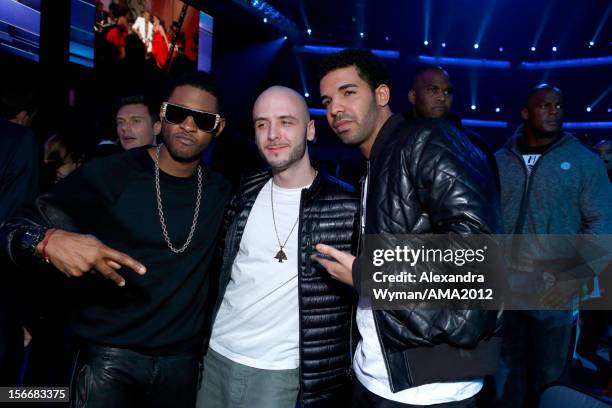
top-left (0, 84), bottom-right (38, 120)
top-left (525, 83), bottom-right (562, 108)
top-left (317, 49), bottom-right (392, 92)
top-left (167, 71), bottom-right (223, 114)
top-left (117, 95), bottom-right (160, 122)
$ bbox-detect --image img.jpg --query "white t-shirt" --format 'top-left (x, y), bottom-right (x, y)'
top-left (209, 179), bottom-right (303, 370)
top-left (353, 174), bottom-right (483, 404)
top-left (132, 16), bottom-right (153, 52)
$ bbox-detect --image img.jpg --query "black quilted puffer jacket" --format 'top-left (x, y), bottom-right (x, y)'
top-left (210, 170), bottom-right (359, 408)
top-left (352, 114), bottom-right (504, 392)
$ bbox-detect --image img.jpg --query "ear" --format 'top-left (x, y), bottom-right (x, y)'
top-left (213, 117), bottom-right (226, 137)
top-left (521, 108), bottom-right (529, 122)
top-left (375, 84), bottom-right (390, 107)
top-left (306, 119), bottom-right (315, 142)
top-left (14, 111), bottom-right (30, 126)
top-left (153, 120), bottom-right (162, 136)
top-left (408, 89), bottom-right (416, 105)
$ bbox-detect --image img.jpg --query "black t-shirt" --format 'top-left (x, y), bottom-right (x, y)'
top-left (34, 147), bottom-right (231, 354)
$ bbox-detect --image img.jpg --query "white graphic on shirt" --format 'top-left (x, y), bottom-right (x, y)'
top-left (522, 154), bottom-right (541, 175)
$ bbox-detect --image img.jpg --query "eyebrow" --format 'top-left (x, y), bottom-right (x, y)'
top-left (338, 83), bottom-right (358, 91)
top-left (254, 114), bottom-right (299, 121)
top-left (116, 114), bottom-right (147, 120)
top-left (321, 83), bottom-right (358, 101)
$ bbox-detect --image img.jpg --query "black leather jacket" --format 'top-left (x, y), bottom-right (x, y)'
top-left (353, 114), bottom-right (503, 391)
top-left (211, 171), bottom-right (359, 408)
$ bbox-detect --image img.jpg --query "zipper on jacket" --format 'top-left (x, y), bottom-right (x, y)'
top-left (358, 161), bottom-right (403, 389)
top-left (297, 188), bottom-right (306, 407)
top-left (348, 301), bottom-right (355, 381)
top-left (508, 147), bottom-right (544, 234)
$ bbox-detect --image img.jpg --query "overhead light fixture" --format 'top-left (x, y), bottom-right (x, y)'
top-left (473, 43), bottom-right (479, 49)
top-left (441, 42), bottom-right (446, 48)
top-left (304, 92), bottom-right (310, 98)
top-left (307, 28), bottom-right (312, 35)
top-left (586, 106), bottom-right (592, 112)
top-left (424, 40), bottom-right (429, 46)
top-left (531, 46), bottom-right (536, 51)
top-left (471, 104), bottom-right (477, 110)
top-left (495, 107), bottom-right (501, 113)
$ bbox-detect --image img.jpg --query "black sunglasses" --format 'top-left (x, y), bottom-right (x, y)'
top-left (161, 102), bottom-right (221, 132)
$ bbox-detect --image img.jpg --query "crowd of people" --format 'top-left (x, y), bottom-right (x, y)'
top-left (96, 2), bottom-right (185, 69)
top-left (0, 47), bottom-right (611, 408)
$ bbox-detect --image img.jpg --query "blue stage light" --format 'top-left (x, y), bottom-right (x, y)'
top-left (531, 46), bottom-right (536, 51)
top-left (441, 42), bottom-right (446, 48)
top-left (520, 56), bottom-right (612, 69)
top-left (552, 46), bottom-right (557, 52)
top-left (586, 106), bottom-right (592, 112)
top-left (307, 29), bottom-right (311, 35)
top-left (462, 119), bottom-right (508, 128)
top-left (417, 55), bottom-right (510, 68)
top-left (471, 105), bottom-right (477, 110)
top-left (473, 43), bottom-right (479, 49)
top-left (304, 92), bottom-right (309, 98)
top-left (564, 122), bottom-right (612, 129)
top-left (495, 107), bottom-right (501, 113)
top-left (424, 40), bottom-right (429, 46)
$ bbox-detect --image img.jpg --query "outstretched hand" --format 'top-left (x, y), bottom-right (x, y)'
top-left (311, 243), bottom-right (355, 287)
top-left (39, 229), bottom-right (146, 287)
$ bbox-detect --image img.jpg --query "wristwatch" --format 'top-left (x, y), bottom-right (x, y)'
top-left (20, 224), bottom-right (50, 259)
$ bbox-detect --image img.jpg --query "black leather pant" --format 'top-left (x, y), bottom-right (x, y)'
top-left (70, 343), bottom-right (199, 408)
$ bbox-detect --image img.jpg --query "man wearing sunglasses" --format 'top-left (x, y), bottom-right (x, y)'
top-left (0, 71), bottom-right (232, 407)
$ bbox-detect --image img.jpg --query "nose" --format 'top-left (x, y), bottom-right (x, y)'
top-left (328, 99), bottom-right (344, 118)
top-left (179, 115), bottom-right (197, 132)
top-left (267, 122), bottom-right (280, 141)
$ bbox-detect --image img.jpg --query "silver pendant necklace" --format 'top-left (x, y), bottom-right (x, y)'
top-left (154, 144), bottom-right (202, 253)
top-left (270, 180), bottom-right (300, 263)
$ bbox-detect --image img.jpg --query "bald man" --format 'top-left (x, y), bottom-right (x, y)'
top-left (197, 86), bottom-right (358, 408)
top-left (407, 66), bottom-right (501, 193)
top-left (408, 66), bottom-right (453, 119)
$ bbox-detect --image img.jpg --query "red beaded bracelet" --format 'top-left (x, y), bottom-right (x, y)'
top-left (40, 228), bottom-right (58, 263)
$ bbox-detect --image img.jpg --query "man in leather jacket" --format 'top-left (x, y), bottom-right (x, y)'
top-left (315, 49), bottom-right (502, 407)
top-left (197, 86), bottom-right (358, 408)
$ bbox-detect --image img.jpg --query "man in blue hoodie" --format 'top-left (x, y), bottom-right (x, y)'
top-left (494, 84), bottom-right (612, 407)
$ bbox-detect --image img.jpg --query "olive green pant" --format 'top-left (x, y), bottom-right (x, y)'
top-left (197, 348), bottom-right (299, 408)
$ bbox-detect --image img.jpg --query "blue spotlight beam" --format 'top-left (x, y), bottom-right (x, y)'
top-left (532, 1), bottom-right (553, 50)
top-left (590, 85), bottom-right (612, 109)
top-left (564, 122), bottom-right (612, 130)
top-left (418, 55), bottom-right (510, 68)
top-left (424, 0), bottom-right (430, 45)
top-left (475, 1), bottom-right (496, 45)
top-left (299, 45), bottom-right (400, 59)
top-left (592, 2), bottom-right (612, 44)
top-left (520, 56), bottom-right (612, 69)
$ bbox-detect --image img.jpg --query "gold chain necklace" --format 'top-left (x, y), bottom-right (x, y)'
top-left (270, 180), bottom-right (300, 263)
